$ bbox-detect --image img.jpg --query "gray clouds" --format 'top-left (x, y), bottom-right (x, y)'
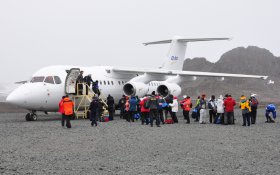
top-left (0, 0), bottom-right (279, 84)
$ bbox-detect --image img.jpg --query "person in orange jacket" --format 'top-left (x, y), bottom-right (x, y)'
top-left (62, 95), bottom-right (74, 128)
top-left (58, 96), bottom-right (66, 127)
top-left (180, 95), bottom-right (192, 124)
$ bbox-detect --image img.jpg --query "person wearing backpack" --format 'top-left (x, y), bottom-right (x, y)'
top-left (249, 94), bottom-right (259, 124)
top-left (89, 95), bottom-right (99, 126)
top-left (208, 95), bottom-right (217, 124)
top-left (239, 95), bottom-right (251, 126)
top-left (147, 93), bottom-right (160, 127)
top-left (128, 96), bottom-right (138, 122)
top-left (157, 95), bottom-right (166, 124)
top-left (139, 96), bottom-right (150, 125)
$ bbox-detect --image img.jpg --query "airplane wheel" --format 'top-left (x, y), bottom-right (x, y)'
top-left (31, 114), bottom-right (38, 121)
top-left (25, 113), bottom-right (31, 121)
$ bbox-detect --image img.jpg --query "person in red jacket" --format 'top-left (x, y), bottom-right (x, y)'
top-left (223, 94), bottom-right (236, 125)
top-left (180, 95), bottom-right (192, 124)
top-left (139, 96), bottom-right (150, 125)
top-left (58, 96), bottom-right (65, 127)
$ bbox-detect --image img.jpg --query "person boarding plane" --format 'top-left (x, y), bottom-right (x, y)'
top-left (6, 36), bottom-right (268, 121)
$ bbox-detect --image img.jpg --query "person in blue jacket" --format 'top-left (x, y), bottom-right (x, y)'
top-left (128, 96), bottom-right (138, 122)
top-left (265, 104), bottom-right (276, 123)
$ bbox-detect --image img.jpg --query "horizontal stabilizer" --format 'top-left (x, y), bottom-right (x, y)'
top-left (143, 38), bottom-right (230, 46)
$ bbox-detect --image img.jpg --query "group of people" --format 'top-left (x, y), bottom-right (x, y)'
top-left (76, 71), bottom-right (100, 96)
top-left (118, 91), bottom-right (187, 127)
top-left (58, 91), bottom-right (277, 128)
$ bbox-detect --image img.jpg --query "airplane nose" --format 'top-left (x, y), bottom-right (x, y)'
top-left (6, 85), bottom-right (30, 107)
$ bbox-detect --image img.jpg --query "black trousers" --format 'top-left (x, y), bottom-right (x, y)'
top-left (90, 110), bottom-right (97, 126)
top-left (171, 112), bottom-right (178, 123)
top-left (108, 110), bottom-right (114, 120)
top-left (158, 109), bottom-right (165, 124)
top-left (242, 113), bottom-right (251, 126)
top-left (251, 109), bottom-right (257, 124)
top-left (150, 109), bottom-right (160, 126)
top-left (141, 112), bottom-right (149, 125)
top-left (195, 109), bottom-right (200, 121)
top-left (224, 112), bottom-right (234, 125)
top-left (120, 108), bottom-right (125, 119)
top-left (183, 110), bottom-right (190, 123)
top-left (128, 111), bottom-right (136, 122)
top-left (62, 114), bottom-right (71, 128)
top-left (77, 84), bottom-right (83, 95)
top-left (164, 107), bottom-right (172, 119)
top-left (209, 110), bottom-right (217, 123)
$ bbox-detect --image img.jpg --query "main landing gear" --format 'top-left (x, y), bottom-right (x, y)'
top-left (25, 111), bottom-right (38, 121)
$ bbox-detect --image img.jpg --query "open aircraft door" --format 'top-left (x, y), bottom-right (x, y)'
top-left (65, 68), bottom-right (80, 94)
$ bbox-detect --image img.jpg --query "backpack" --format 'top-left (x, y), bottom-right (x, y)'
top-left (251, 98), bottom-right (258, 107)
top-left (144, 100), bottom-right (149, 109)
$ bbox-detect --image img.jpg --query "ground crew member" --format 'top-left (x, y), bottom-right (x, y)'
top-left (62, 95), bottom-right (74, 128)
top-left (239, 95), bottom-right (251, 126)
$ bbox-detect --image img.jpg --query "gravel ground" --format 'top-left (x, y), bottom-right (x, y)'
top-left (1, 109), bottom-right (280, 175)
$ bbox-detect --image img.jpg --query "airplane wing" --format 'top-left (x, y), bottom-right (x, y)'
top-left (110, 67), bottom-right (268, 80)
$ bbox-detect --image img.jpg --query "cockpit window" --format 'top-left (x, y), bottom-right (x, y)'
top-left (54, 76), bottom-right (62, 84)
top-left (44, 76), bottom-right (55, 84)
top-left (30, 76), bottom-right (45, 83)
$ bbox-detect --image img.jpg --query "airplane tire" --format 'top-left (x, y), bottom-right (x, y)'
top-left (25, 113), bottom-right (31, 121)
top-left (31, 114), bottom-right (38, 121)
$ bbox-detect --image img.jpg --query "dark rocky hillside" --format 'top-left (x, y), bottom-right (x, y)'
top-left (182, 46), bottom-right (280, 104)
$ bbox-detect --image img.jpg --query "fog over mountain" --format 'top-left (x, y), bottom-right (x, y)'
top-left (182, 46), bottom-right (280, 104)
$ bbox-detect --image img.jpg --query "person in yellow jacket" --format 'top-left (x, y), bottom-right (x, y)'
top-left (239, 95), bottom-right (251, 126)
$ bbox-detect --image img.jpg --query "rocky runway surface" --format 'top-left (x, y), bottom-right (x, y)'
top-left (1, 110), bottom-right (280, 175)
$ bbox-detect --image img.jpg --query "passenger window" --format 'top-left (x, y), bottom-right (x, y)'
top-left (118, 81), bottom-right (121, 85)
top-left (54, 76), bottom-right (62, 84)
top-left (108, 81), bottom-right (110, 85)
top-left (44, 76), bottom-right (55, 84)
top-left (111, 81), bottom-right (114, 85)
top-left (31, 76), bottom-right (45, 83)
top-left (99, 81), bottom-right (102, 85)
top-left (122, 81), bottom-right (124, 85)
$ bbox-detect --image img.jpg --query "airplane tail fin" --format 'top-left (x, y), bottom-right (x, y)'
top-left (143, 36), bottom-right (230, 70)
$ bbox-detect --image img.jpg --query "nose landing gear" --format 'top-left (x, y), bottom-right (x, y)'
top-left (25, 111), bottom-right (37, 121)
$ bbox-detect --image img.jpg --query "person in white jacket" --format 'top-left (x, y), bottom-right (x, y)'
top-left (216, 95), bottom-right (224, 124)
top-left (169, 96), bottom-right (179, 123)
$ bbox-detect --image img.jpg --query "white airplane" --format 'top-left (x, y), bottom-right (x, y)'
top-left (6, 36), bottom-right (268, 121)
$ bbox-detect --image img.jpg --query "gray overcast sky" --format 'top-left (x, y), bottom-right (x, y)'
top-left (0, 0), bottom-right (279, 84)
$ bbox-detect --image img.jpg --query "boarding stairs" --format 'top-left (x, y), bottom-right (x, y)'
top-left (70, 83), bottom-right (107, 119)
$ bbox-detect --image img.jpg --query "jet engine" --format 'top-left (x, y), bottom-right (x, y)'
top-left (216, 77), bottom-right (225, 81)
top-left (157, 83), bottom-right (181, 97)
top-left (123, 82), bottom-right (149, 97)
